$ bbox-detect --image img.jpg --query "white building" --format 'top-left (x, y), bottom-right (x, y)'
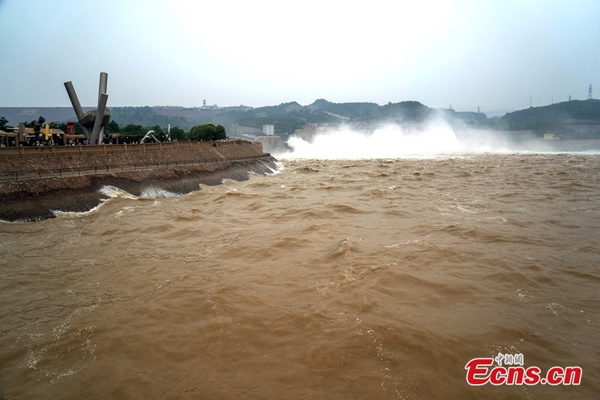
top-left (263, 124), bottom-right (274, 136)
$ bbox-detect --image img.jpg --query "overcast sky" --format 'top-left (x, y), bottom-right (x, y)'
top-left (1, 0), bottom-right (598, 115)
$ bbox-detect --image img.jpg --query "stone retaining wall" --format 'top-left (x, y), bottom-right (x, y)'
top-left (0, 141), bottom-right (265, 173)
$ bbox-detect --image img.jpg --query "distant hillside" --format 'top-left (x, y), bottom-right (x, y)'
top-left (0, 106), bottom-right (221, 131)
top-left (307, 99), bottom-right (381, 119)
top-left (110, 107), bottom-right (193, 129)
top-left (233, 100), bottom-right (450, 135)
top-left (499, 100), bottom-right (600, 138)
top-left (0, 107), bottom-right (95, 127)
top-left (306, 99), bottom-right (438, 122)
top-left (2, 99), bottom-right (599, 138)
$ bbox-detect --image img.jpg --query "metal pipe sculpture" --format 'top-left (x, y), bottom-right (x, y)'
top-left (30, 116), bottom-right (45, 138)
top-left (140, 130), bottom-right (159, 143)
top-left (64, 72), bottom-right (110, 144)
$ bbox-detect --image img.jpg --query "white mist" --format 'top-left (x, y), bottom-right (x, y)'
top-left (283, 118), bottom-right (466, 159)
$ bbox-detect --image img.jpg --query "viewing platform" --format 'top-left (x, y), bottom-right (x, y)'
top-left (0, 139), bottom-right (250, 160)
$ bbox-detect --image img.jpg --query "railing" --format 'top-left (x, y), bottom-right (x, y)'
top-left (0, 140), bottom-right (248, 160)
top-left (0, 154), bottom-right (272, 182)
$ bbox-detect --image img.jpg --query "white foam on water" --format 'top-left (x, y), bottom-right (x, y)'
top-left (51, 200), bottom-right (108, 218)
top-left (98, 185), bottom-right (139, 200)
top-left (0, 216), bottom-right (46, 224)
top-left (139, 187), bottom-right (180, 199)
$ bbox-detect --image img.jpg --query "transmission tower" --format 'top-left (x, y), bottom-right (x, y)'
top-left (588, 84), bottom-right (593, 100)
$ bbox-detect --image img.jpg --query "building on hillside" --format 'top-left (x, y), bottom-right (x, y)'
top-left (201, 100), bottom-right (219, 110)
top-left (263, 124), bottom-right (274, 136)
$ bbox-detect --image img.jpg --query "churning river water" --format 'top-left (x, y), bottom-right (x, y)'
top-left (1, 153), bottom-right (599, 399)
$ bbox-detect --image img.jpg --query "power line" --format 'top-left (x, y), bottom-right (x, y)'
top-left (451, 85), bottom-right (592, 114)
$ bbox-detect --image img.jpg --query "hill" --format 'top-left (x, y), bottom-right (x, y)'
top-left (2, 99), bottom-right (599, 139)
top-left (499, 100), bottom-right (600, 138)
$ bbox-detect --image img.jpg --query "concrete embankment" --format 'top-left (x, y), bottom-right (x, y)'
top-left (0, 140), bottom-right (277, 221)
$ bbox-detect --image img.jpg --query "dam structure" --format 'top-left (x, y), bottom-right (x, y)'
top-left (0, 139), bottom-right (277, 221)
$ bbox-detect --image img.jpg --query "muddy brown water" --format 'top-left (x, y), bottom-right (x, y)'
top-left (1, 153), bottom-right (599, 399)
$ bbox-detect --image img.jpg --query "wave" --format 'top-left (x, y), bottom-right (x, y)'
top-left (99, 185), bottom-right (140, 200)
top-left (99, 185), bottom-right (180, 200)
top-left (0, 216), bottom-right (46, 224)
top-left (139, 187), bottom-right (180, 199)
top-left (51, 200), bottom-right (109, 218)
top-left (49, 186), bottom-right (180, 219)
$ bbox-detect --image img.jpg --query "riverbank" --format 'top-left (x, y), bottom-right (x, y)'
top-left (0, 141), bottom-right (277, 221)
top-left (0, 159), bottom-right (277, 222)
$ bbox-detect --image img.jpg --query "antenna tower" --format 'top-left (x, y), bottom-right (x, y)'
top-left (588, 84), bottom-right (593, 100)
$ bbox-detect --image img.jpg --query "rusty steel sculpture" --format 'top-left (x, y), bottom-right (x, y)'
top-left (30, 116), bottom-right (45, 137)
top-left (64, 72), bottom-right (110, 145)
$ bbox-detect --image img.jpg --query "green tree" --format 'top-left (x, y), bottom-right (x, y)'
top-left (0, 116), bottom-right (9, 131)
top-left (188, 124), bottom-right (209, 141)
top-left (48, 122), bottom-right (68, 132)
top-left (107, 120), bottom-right (120, 133)
top-left (170, 126), bottom-right (186, 141)
top-left (188, 124), bottom-right (227, 141)
top-left (72, 122), bottom-right (84, 135)
top-left (214, 124), bottom-right (226, 140)
top-left (120, 124), bottom-right (147, 142)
